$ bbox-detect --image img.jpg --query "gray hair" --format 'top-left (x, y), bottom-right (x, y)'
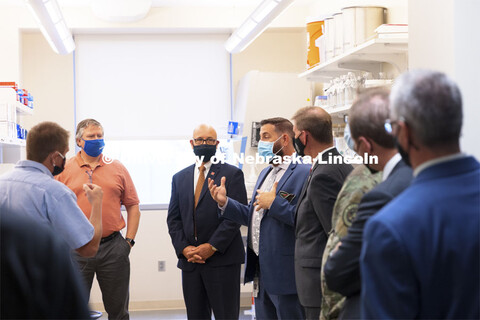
top-left (390, 69), bottom-right (463, 147)
top-left (75, 119), bottom-right (104, 141)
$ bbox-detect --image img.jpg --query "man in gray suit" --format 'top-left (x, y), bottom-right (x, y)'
top-left (291, 107), bottom-right (353, 320)
top-left (323, 88), bottom-right (413, 319)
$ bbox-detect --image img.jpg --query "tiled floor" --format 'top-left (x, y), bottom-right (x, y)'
top-left (97, 307), bottom-right (253, 319)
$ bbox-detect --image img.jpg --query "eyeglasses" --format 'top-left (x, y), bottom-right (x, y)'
top-left (193, 138), bottom-right (217, 145)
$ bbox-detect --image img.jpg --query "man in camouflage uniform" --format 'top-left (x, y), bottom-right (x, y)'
top-left (320, 164), bottom-right (381, 320)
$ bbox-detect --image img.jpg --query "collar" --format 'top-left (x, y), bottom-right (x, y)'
top-left (271, 161), bottom-right (289, 172)
top-left (195, 161), bottom-right (212, 172)
top-left (75, 151), bottom-right (104, 168)
top-left (16, 160), bottom-right (53, 178)
top-left (413, 152), bottom-right (467, 177)
top-left (313, 146), bottom-right (336, 167)
top-left (382, 153), bottom-right (402, 181)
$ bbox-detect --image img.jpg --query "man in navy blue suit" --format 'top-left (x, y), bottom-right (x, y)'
top-left (208, 118), bottom-right (310, 320)
top-left (167, 124), bottom-right (247, 320)
top-left (323, 87), bottom-right (412, 319)
top-left (361, 70), bottom-right (480, 319)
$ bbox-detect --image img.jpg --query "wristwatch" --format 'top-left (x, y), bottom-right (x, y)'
top-left (126, 238), bottom-right (135, 247)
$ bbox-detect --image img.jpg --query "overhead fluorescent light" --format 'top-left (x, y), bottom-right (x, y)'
top-left (225, 0), bottom-right (295, 54)
top-left (26, 0), bottom-right (75, 55)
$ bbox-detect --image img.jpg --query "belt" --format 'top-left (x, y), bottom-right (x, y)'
top-left (100, 231), bottom-right (120, 244)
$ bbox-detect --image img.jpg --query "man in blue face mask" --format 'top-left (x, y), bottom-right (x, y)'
top-left (56, 119), bottom-right (141, 320)
top-left (208, 118), bottom-right (310, 320)
top-left (167, 124), bottom-right (247, 320)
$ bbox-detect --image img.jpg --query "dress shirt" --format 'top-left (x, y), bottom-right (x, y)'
top-left (194, 161), bottom-right (212, 191)
top-left (249, 162), bottom-right (289, 254)
top-left (0, 160), bottom-right (94, 250)
top-left (382, 153), bottom-right (402, 181)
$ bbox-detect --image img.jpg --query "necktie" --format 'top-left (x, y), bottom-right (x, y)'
top-left (194, 165), bottom-right (206, 208)
top-left (251, 166), bottom-right (281, 255)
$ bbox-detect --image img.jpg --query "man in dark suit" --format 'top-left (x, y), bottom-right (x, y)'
top-left (323, 88), bottom-right (413, 319)
top-left (167, 124), bottom-right (247, 320)
top-left (361, 70), bottom-right (479, 319)
top-left (291, 107), bottom-right (353, 320)
top-left (208, 118), bottom-right (310, 320)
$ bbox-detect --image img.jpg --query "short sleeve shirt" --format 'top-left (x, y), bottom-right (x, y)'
top-left (56, 152), bottom-right (140, 237)
top-left (0, 160), bottom-right (94, 250)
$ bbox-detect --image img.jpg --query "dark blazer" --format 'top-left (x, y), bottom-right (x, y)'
top-left (294, 148), bottom-right (353, 307)
top-left (223, 162), bottom-right (310, 295)
top-left (167, 162), bottom-right (247, 271)
top-left (324, 159), bottom-right (412, 319)
top-left (361, 156), bottom-right (480, 319)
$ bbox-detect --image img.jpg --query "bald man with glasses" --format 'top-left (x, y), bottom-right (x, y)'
top-left (167, 124), bottom-right (248, 320)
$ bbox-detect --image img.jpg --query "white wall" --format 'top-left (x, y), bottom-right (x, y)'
top-left (409, 0), bottom-right (480, 159)
top-left (0, 7), bottom-right (22, 83)
top-left (21, 33), bottom-right (76, 156)
top-left (453, 0), bottom-right (480, 159)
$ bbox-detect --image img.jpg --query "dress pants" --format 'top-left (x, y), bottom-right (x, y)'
top-left (255, 274), bottom-right (305, 320)
top-left (182, 263), bottom-right (241, 320)
top-left (74, 233), bottom-right (131, 320)
top-left (304, 307), bottom-right (321, 320)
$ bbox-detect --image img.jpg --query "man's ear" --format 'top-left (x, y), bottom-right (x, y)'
top-left (190, 140), bottom-right (194, 149)
top-left (356, 136), bottom-right (370, 154)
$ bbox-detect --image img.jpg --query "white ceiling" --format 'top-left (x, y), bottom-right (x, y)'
top-left (2, 0), bottom-right (315, 7)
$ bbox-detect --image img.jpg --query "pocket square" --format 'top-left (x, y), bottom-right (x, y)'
top-left (279, 191), bottom-right (296, 202)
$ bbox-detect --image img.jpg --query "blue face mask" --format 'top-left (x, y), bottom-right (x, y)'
top-left (344, 124), bottom-right (356, 151)
top-left (258, 136), bottom-right (284, 160)
top-left (82, 139), bottom-right (105, 157)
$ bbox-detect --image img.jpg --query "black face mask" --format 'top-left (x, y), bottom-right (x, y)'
top-left (294, 132), bottom-right (306, 157)
top-left (394, 136), bottom-right (411, 167)
top-left (193, 144), bottom-right (217, 162)
top-left (52, 156), bottom-right (66, 176)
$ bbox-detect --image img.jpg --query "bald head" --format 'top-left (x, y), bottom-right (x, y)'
top-left (292, 106), bottom-right (333, 144)
top-left (193, 124), bottom-right (217, 140)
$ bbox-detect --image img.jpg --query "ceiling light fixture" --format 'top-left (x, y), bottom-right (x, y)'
top-left (26, 0), bottom-right (75, 55)
top-left (225, 0), bottom-right (295, 54)
top-left (91, 0), bottom-right (152, 23)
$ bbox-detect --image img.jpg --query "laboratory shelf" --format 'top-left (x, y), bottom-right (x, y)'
top-left (299, 36), bottom-right (408, 82)
top-left (0, 137), bottom-right (26, 147)
top-left (16, 101), bottom-right (34, 115)
top-left (324, 104), bottom-right (352, 117)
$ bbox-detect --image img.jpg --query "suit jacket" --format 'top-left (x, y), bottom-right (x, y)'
top-left (324, 159), bottom-right (412, 319)
top-left (361, 156), bottom-right (480, 319)
top-left (167, 162), bottom-right (247, 271)
top-left (223, 162), bottom-right (310, 295)
top-left (295, 148), bottom-right (353, 307)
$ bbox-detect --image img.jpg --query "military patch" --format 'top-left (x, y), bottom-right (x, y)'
top-left (342, 203), bottom-right (358, 227)
top-left (279, 191), bottom-right (295, 202)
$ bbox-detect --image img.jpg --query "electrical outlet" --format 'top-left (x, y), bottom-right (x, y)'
top-left (158, 260), bottom-right (166, 272)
